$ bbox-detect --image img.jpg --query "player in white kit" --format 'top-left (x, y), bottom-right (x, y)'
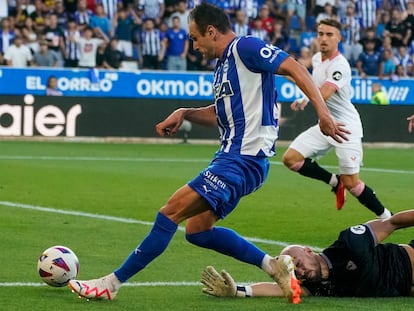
top-left (282, 19), bottom-right (392, 219)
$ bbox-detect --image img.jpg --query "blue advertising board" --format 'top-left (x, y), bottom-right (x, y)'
top-left (0, 67), bottom-right (412, 105)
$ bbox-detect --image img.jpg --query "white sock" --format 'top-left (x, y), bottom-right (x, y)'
top-left (329, 174), bottom-right (338, 187)
top-left (261, 254), bottom-right (274, 275)
top-left (377, 208), bottom-right (392, 219)
top-left (106, 273), bottom-right (122, 290)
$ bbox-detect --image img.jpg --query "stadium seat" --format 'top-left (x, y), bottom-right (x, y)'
top-left (288, 37), bottom-right (300, 54)
top-left (290, 15), bottom-right (301, 31)
top-left (305, 15), bottom-right (316, 31)
top-left (300, 32), bottom-right (317, 47)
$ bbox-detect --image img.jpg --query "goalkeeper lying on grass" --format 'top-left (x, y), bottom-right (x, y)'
top-left (201, 210), bottom-right (414, 298)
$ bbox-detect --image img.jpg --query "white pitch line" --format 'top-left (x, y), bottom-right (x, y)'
top-left (0, 281), bottom-right (201, 287)
top-left (0, 155), bottom-right (413, 175)
top-left (0, 200), bottom-right (309, 250)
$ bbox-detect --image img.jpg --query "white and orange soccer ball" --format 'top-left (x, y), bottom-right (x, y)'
top-left (37, 245), bottom-right (79, 287)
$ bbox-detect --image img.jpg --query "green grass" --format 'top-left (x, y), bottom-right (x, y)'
top-left (0, 140), bottom-right (414, 310)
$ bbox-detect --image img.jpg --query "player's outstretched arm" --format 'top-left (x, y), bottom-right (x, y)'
top-left (155, 104), bottom-right (217, 137)
top-left (277, 57), bottom-right (350, 143)
top-left (201, 266), bottom-right (309, 298)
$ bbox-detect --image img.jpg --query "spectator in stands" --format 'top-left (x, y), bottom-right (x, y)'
top-left (356, 39), bottom-right (382, 78)
top-left (392, 64), bottom-right (409, 81)
top-left (33, 40), bottom-right (60, 66)
top-left (270, 19), bottom-right (289, 51)
top-left (14, 0), bottom-right (32, 28)
top-left (139, 17), bottom-right (163, 69)
top-left (378, 48), bottom-right (396, 80)
top-left (231, 0), bottom-right (259, 22)
top-left (370, 82), bottom-right (389, 105)
top-left (138, 0), bottom-right (165, 26)
top-left (359, 27), bottom-right (382, 52)
top-left (46, 75), bottom-right (63, 96)
top-left (72, 25), bottom-right (108, 68)
top-left (30, 0), bottom-right (47, 33)
top-left (210, 0), bottom-right (233, 18)
top-left (21, 17), bottom-right (39, 54)
top-left (43, 13), bottom-right (66, 66)
top-left (114, 7), bottom-right (141, 60)
top-left (0, 17), bottom-right (16, 62)
top-left (163, 15), bottom-right (188, 71)
top-left (384, 8), bottom-right (411, 48)
top-left (63, 19), bottom-right (80, 67)
top-left (354, 0), bottom-right (377, 30)
top-left (54, 0), bottom-right (72, 29)
top-left (314, 0), bottom-right (336, 17)
top-left (257, 4), bottom-right (274, 37)
top-left (376, 11), bottom-right (390, 39)
top-left (3, 35), bottom-right (33, 67)
top-left (232, 9), bottom-right (251, 37)
top-left (95, 0), bottom-right (121, 24)
top-left (74, 0), bottom-right (94, 25)
top-left (102, 37), bottom-right (123, 69)
top-left (250, 17), bottom-right (269, 42)
top-left (393, 45), bottom-right (413, 76)
top-left (285, 0), bottom-right (306, 32)
top-left (403, 0), bottom-right (414, 43)
top-left (340, 3), bottom-right (362, 67)
top-left (169, 0), bottom-right (190, 33)
top-left (316, 2), bottom-right (337, 24)
top-left (90, 3), bottom-right (112, 39)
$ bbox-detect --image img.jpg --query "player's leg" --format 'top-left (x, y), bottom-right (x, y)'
top-left (282, 126), bottom-right (343, 207)
top-left (336, 142), bottom-right (391, 218)
top-left (69, 185), bottom-right (211, 300)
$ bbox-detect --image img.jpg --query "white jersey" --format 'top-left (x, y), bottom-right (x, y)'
top-left (76, 37), bottom-right (103, 67)
top-left (312, 51), bottom-right (363, 138)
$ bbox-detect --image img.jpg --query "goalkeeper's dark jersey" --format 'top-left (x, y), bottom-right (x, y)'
top-left (302, 224), bottom-right (412, 297)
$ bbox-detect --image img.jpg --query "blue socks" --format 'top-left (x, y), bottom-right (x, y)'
top-left (114, 212), bottom-right (178, 282)
top-left (186, 227), bottom-right (266, 268)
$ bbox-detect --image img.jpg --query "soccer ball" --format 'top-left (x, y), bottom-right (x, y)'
top-left (37, 245), bottom-right (79, 287)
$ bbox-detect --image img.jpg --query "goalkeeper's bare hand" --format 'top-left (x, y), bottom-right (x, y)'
top-left (200, 266), bottom-right (236, 297)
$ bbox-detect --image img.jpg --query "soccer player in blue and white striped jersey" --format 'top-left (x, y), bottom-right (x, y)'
top-left (69, 3), bottom-right (348, 303)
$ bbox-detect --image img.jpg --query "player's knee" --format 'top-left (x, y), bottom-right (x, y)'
top-left (185, 231), bottom-right (210, 247)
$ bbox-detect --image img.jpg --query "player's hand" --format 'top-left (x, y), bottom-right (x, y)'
top-left (290, 97), bottom-right (309, 111)
top-left (155, 108), bottom-right (186, 137)
top-left (201, 266), bottom-right (237, 297)
top-left (407, 114), bottom-right (414, 133)
top-left (318, 115), bottom-right (350, 143)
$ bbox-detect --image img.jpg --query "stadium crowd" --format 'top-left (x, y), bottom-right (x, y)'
top-left (1, 0), bottom-right (414, 79)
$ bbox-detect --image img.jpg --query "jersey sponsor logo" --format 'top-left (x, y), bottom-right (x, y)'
top-left (259, 43), bottom-right (281, 63)
top-left (346, 260), bottom-right (357, 271)
top-left (332, 71), bottom-right (342, 81)
top-left (202, 185), bottom-right (211, 194)
top-left (350, 225), bottom-right (366, 235)
top-left (203, 170), bottom-right (227, 190)
top-left (214, 81), bottom-right (234, 100)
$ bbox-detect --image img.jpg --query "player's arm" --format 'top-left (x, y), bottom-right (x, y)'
top-left (366, 210), bottom-right (414, 243)
top-left (155, 104), bottom-right (216, 137)
top-left (201, 266), bottom-right (311, 298)
top-left (277, 57), bottom-right (349, 143)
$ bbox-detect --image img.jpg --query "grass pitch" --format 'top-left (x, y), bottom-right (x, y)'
top-left (0, 140), bottom-right (413, 311)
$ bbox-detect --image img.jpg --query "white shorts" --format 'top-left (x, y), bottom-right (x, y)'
top-left (117, 40), bottom-right (133, 58)
top-left (289, 124), bottom-right (363, 175)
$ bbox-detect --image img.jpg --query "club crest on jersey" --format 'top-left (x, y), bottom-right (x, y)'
top-left (332, 71), bottom-right (342, 81)
top-left (350, 225), bottom-right (366, 235)
top-left (214, 81), bottom-right (234, 100)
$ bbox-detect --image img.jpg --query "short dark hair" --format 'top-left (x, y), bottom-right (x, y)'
top-left (318, 18), bottom-right (342, 32)
top-left (189, 2), bottom-right (231, 35)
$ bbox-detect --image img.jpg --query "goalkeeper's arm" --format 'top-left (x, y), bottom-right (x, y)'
top-left (201, 266), bottom-right (310, 298)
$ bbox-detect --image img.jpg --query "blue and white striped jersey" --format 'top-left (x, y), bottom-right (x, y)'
top-left (213, 36), bottom-right (289, 157)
